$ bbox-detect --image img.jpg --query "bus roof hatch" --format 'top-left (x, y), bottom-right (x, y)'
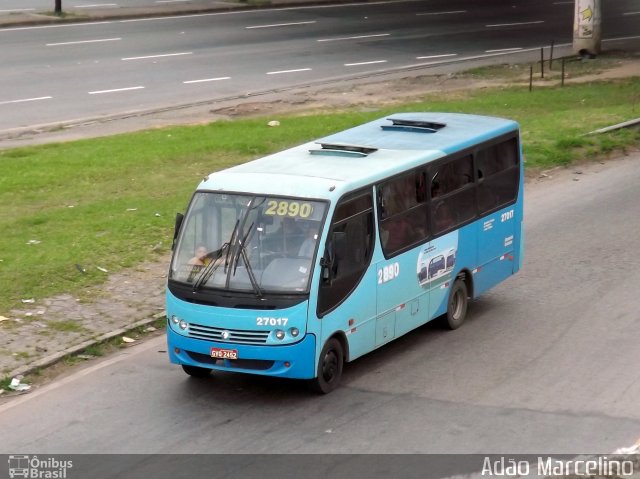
top-left (381, 117), bottom-right (447, 133)
top-left (309, 142), bottom-right (378, 158)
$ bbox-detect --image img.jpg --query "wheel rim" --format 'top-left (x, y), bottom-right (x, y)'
top-left (321, 349), bottom-right (339, 383)
top-left (452, 288), bottom-right (464, 320)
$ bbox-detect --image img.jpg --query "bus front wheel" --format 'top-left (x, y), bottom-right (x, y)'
top-left (445, 279), bottom-right (468, 330)
top-left (182, 364), bottom-right (211, 378)
top-left (309, 338), bottom-right (344, 394)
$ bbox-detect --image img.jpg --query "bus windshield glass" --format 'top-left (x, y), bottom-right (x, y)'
top-left (170, 192), bottom-right (326, 294)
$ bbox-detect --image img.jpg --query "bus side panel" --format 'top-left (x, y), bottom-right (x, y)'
top-left (426, 228), bottom-right (475, 319)
top-left (375, 247), bottom-right (430, 342)
top-left (512, 166), bottom-right (525, 274)
top-left (474, 204), bottom-right (517, 297)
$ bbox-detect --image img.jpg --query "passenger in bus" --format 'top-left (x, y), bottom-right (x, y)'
top-left (380, 187), bottom-right (412, 251)
top-left (383, 217), bottom-right (413, 252)
top-left (434, 201), bottom-right (454, 232)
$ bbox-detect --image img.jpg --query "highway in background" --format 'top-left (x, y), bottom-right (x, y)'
top-left (0, 0), bottom-right (638, 134)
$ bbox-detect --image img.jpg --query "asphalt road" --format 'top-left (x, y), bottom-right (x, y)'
top-left (1, 155), bottom-right (639, 454)
top-left (1, 0), bottom-right (638, 135)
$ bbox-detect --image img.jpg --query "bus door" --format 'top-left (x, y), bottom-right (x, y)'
top-left (474, 138), bottom-right (520, 295)
top-left (316, 190), bottom-right (377, 362)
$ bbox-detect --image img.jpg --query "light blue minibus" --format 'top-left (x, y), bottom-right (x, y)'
top-left (166, 112), bottom-right (524, 393)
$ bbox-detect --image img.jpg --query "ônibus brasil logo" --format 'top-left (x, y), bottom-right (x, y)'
top-left (8, 455), bottom-right (73, 479)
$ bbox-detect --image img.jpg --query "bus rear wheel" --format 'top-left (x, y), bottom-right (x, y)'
top-left (309, 338), bottom-right (344, 394)
top-left (445, 279), bottom-right (468, 330)
top-left (182, 365), bottom-right (211, 378)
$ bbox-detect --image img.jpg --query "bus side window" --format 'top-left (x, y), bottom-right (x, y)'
top-left (429, 155), bottom-right (475, 235)
top-left (476, 138), bottom-right (519, 214)
top-left (378, 169), bottom-right (429, 256)
top-left (318, 190), bottom-right (375, 316)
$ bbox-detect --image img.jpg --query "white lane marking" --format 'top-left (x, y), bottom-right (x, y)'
top-left (156, 0), bottom-right (190, 3)
top-left (0, 96), bottom-right (52, 106)
top-left (73, 3), bottom-right (118, 7)
top-left (603, 35), bottom-right (640, 42)
top-left (46, 37), bottom-right (121, 46)
top-left (416, 53), bottom-right (457, 60)
top-left (318, 33), bottom-right (390, 42)
top-left (485, 47), bottom-right (522, 53)
top-left (183, 76), bottom-right (231, 84)
top-left (266, 68), bottom-right (312, 75)
top-left (88, 86), bottom-right (144, 95)
top-left (344, 60), bottom-right (387, 66)
top-left (486, 20), bottom-right (544, 27)
top-left (122, 52), bottom-right (192, 61)
top-left (0, 8), bottom-right (35, 12)
top-left (399, 43), bottom-right (572, 70)
top-left (416, 10), bottom-right (466, 16)
top-left (623, 11), bottom-right (640, 16)
top-left (246, 20), bottom-right (316, 29)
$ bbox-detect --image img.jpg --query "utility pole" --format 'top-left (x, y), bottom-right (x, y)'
top-left (573, 0), bottom-right (601, 57)
top-left (55, 0), bottom-right (62, 14)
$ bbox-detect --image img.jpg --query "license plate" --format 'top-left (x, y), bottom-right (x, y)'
top-left (210, 347), bottom-right (238, 360)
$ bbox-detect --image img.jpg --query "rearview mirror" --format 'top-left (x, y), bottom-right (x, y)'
top-left (320, 231), bottom-right (346, 284)
top-left (172, 213), bottom-right (184, 251)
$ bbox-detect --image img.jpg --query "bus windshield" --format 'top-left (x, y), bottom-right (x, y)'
top-left (170, 192), bottom-right (326, 294)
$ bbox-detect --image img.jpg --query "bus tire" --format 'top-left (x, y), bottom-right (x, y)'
top-left (309, 338), bottom-right (344, 394)
top-left (445, 279), bottom-right (468, 330)
top-left (182, 365), bottom-right (211, 378)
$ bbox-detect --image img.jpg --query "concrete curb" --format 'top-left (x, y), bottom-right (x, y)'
top-left (588, 117), bottom-right (640, 135)
top-left (7, 312), bottom-right (166, 380)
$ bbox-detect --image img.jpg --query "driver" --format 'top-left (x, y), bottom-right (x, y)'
top-left (188, 245), bottom-right (210, 266)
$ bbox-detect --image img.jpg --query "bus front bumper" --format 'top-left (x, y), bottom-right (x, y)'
top-left (167, 327), bottom-right (317, 379)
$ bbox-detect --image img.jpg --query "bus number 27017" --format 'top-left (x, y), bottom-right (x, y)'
top-left (501, 209), bottom-right (514, 222)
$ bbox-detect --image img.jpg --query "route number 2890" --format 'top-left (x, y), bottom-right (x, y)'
top-left (378, 262), bottom-right (400, 284)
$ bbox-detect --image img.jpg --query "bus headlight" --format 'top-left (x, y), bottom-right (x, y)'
top-left (275, 330), bottom-right (285, 340)
top-left (289, 327), bottom-right (299, 338)
top-left (171, 315), bottom-right (180, 325)
top-left (179, 319), bottom-right (189, 330)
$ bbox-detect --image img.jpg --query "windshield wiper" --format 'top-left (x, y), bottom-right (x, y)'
top-left (231, 222), bottom-right (263, 298)
top-left (192, 219), bottom-right (239, 292)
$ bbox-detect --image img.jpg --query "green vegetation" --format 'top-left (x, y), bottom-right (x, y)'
top-left (0, 376), bottom-right (12, 391)
top-left (0, 77), bottom-right (639, 313)
top-left (46, 320), bottom-right (86, 333)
